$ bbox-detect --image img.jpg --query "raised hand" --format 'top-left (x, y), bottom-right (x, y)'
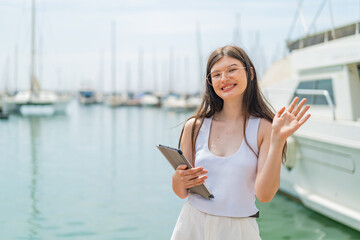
top-left (271, 97), bottom-right (311, 143)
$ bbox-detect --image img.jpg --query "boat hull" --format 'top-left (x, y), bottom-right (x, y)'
top-left (281, 126), bottom-right (360, 231)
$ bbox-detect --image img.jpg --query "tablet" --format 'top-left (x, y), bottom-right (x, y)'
top-left (157, 144), bottom-right (214, 200)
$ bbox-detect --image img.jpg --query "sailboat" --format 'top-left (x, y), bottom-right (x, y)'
top-left (78, 83), bottom-right (97, 105)
top-left (3, 0), bottom-right (70, 115)
top-left (261, 1), bottom-right (360, 231)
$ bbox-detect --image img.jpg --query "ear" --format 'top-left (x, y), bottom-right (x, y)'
top-left (250, 67), bottom-right (254, 80)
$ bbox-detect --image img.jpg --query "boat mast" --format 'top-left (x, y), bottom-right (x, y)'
top-left (14, 44), bottom-right (18, 93)
top-left (30, 0), bottom-right (37, 95)
top-left (4, 57), bottom-right (10, 95)
top-left (233, 13), bottom-right (242, 46)
top-left (152, 49), bottom-right (157, 94)
top-left (168, 48), bottom-right (173, 94)
top-left (111, 21), bottom-right (116, 96)
top-left (138, 48), bottom-right (143, 94)
top-left (162, 60), bottom-right (167, 95)
top-left (184, 56), bottom-right (190, 95)
top-left (98, 49), bottom-right (104, 95)
top-left (57, 68), bottom-right (61, 93)
top-left (196, 23), bottom-right (203, 92)
top-left (357, 0), bottom-right (360, 34)
top-left (327, 0), bottom-right (336, 39)
top-left (126, 62), bottom-right (131, 97)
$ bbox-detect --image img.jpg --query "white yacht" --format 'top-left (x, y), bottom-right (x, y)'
top-left (186, 94), bottom-right (202, 110)
top-left (140, 92), bottom-right (161, 107)
top-left (261, 21), bottom-right (360, 231)
top-left (162, 93), bottom-right (187, 110)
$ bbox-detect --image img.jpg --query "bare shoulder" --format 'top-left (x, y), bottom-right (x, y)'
top-left (184, 117), bottom-right (203, 133)
top-left (181, 117), bottom-right (204, 145)
top-left (181, 117), bottom-right (204, 165)
top-left (257, 118), bottom-right (272, 148)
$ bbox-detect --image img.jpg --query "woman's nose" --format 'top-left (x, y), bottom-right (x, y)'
top-left (220, 73), bottom-right (229, 81)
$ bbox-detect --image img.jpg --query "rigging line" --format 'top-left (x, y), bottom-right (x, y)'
top-left (357, 0), bottom-right (360, 34)
top-left (15, 1), bottom-right (28, 53)
top-left (233, 13), bottom-right (241, 45)
top-left (111, 20), bottom-right (116, 95)
top-left (286, 0), bottom-right (304, 41)
top-left (308, 0), bottom-right (327, 34)
top-left (327, 0), bottom-right (336, 39)
top-left (297, 0), bottom-right (309, 35)
top-left (152, 49), bottom-right (158, 92)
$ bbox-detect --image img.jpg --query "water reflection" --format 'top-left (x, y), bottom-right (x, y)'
top-left (111, 108), bottom-right (117, 177)
top-left (27, 117), bottom-right (41, 239)
top-left (1, 105), bottom-right (359, 239)
top-left (137, 107), bottom-right (143, 170)
top-left (125, 107), bottom-right (131, 164)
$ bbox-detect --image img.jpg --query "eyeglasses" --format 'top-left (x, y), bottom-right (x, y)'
top-left (207, 66), bottom-right (246, 85)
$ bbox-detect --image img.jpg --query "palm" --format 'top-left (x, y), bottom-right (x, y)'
top-left (272, 97), bottom-right (311, 141)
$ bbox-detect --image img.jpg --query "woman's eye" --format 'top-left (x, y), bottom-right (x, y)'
top-left (213, 74), bottom-right (220, 78)
top-left (229, 68), bottom-right (237, 72)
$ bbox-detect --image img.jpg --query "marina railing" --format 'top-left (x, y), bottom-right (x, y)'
top-left (287, 21), bottom-right (360, 52)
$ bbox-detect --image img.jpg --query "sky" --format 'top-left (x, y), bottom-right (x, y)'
top-left (1, 0), bottom-right (359, 94)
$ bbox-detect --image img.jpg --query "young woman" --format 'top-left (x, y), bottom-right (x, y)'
top-left (171, 45), bottom-right (311, 239)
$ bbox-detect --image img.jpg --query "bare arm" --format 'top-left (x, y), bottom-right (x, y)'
top-left (255, 97), bottom-right (311, 202)
top-left (172, 118), bottom-right (208, 199)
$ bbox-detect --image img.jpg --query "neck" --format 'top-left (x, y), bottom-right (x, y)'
top-left (216, 97), bottom-right (244, 122)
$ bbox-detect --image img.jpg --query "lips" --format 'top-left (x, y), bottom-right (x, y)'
top-left (221, 84), bottom-right (237, 91)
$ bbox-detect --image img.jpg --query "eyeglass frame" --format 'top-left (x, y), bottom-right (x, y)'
top-left (206, 65), bottom-right (247, 86)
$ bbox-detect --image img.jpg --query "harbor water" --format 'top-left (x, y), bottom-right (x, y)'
top-left (1, 101), bottom-right (359, 240)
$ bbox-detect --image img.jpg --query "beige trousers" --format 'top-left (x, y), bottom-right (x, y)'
top-left (171, 202), bottom-right (261, 240)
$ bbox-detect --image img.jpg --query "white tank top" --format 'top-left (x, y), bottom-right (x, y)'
top-left (188, 116), bottom-right (260, 217)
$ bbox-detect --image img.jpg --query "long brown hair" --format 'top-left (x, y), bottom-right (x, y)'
top-left (178, 45), bottom-right (287, 163)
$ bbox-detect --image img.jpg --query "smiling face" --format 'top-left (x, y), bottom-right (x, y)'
top-left (209, 56), bottom-right (248, 102)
